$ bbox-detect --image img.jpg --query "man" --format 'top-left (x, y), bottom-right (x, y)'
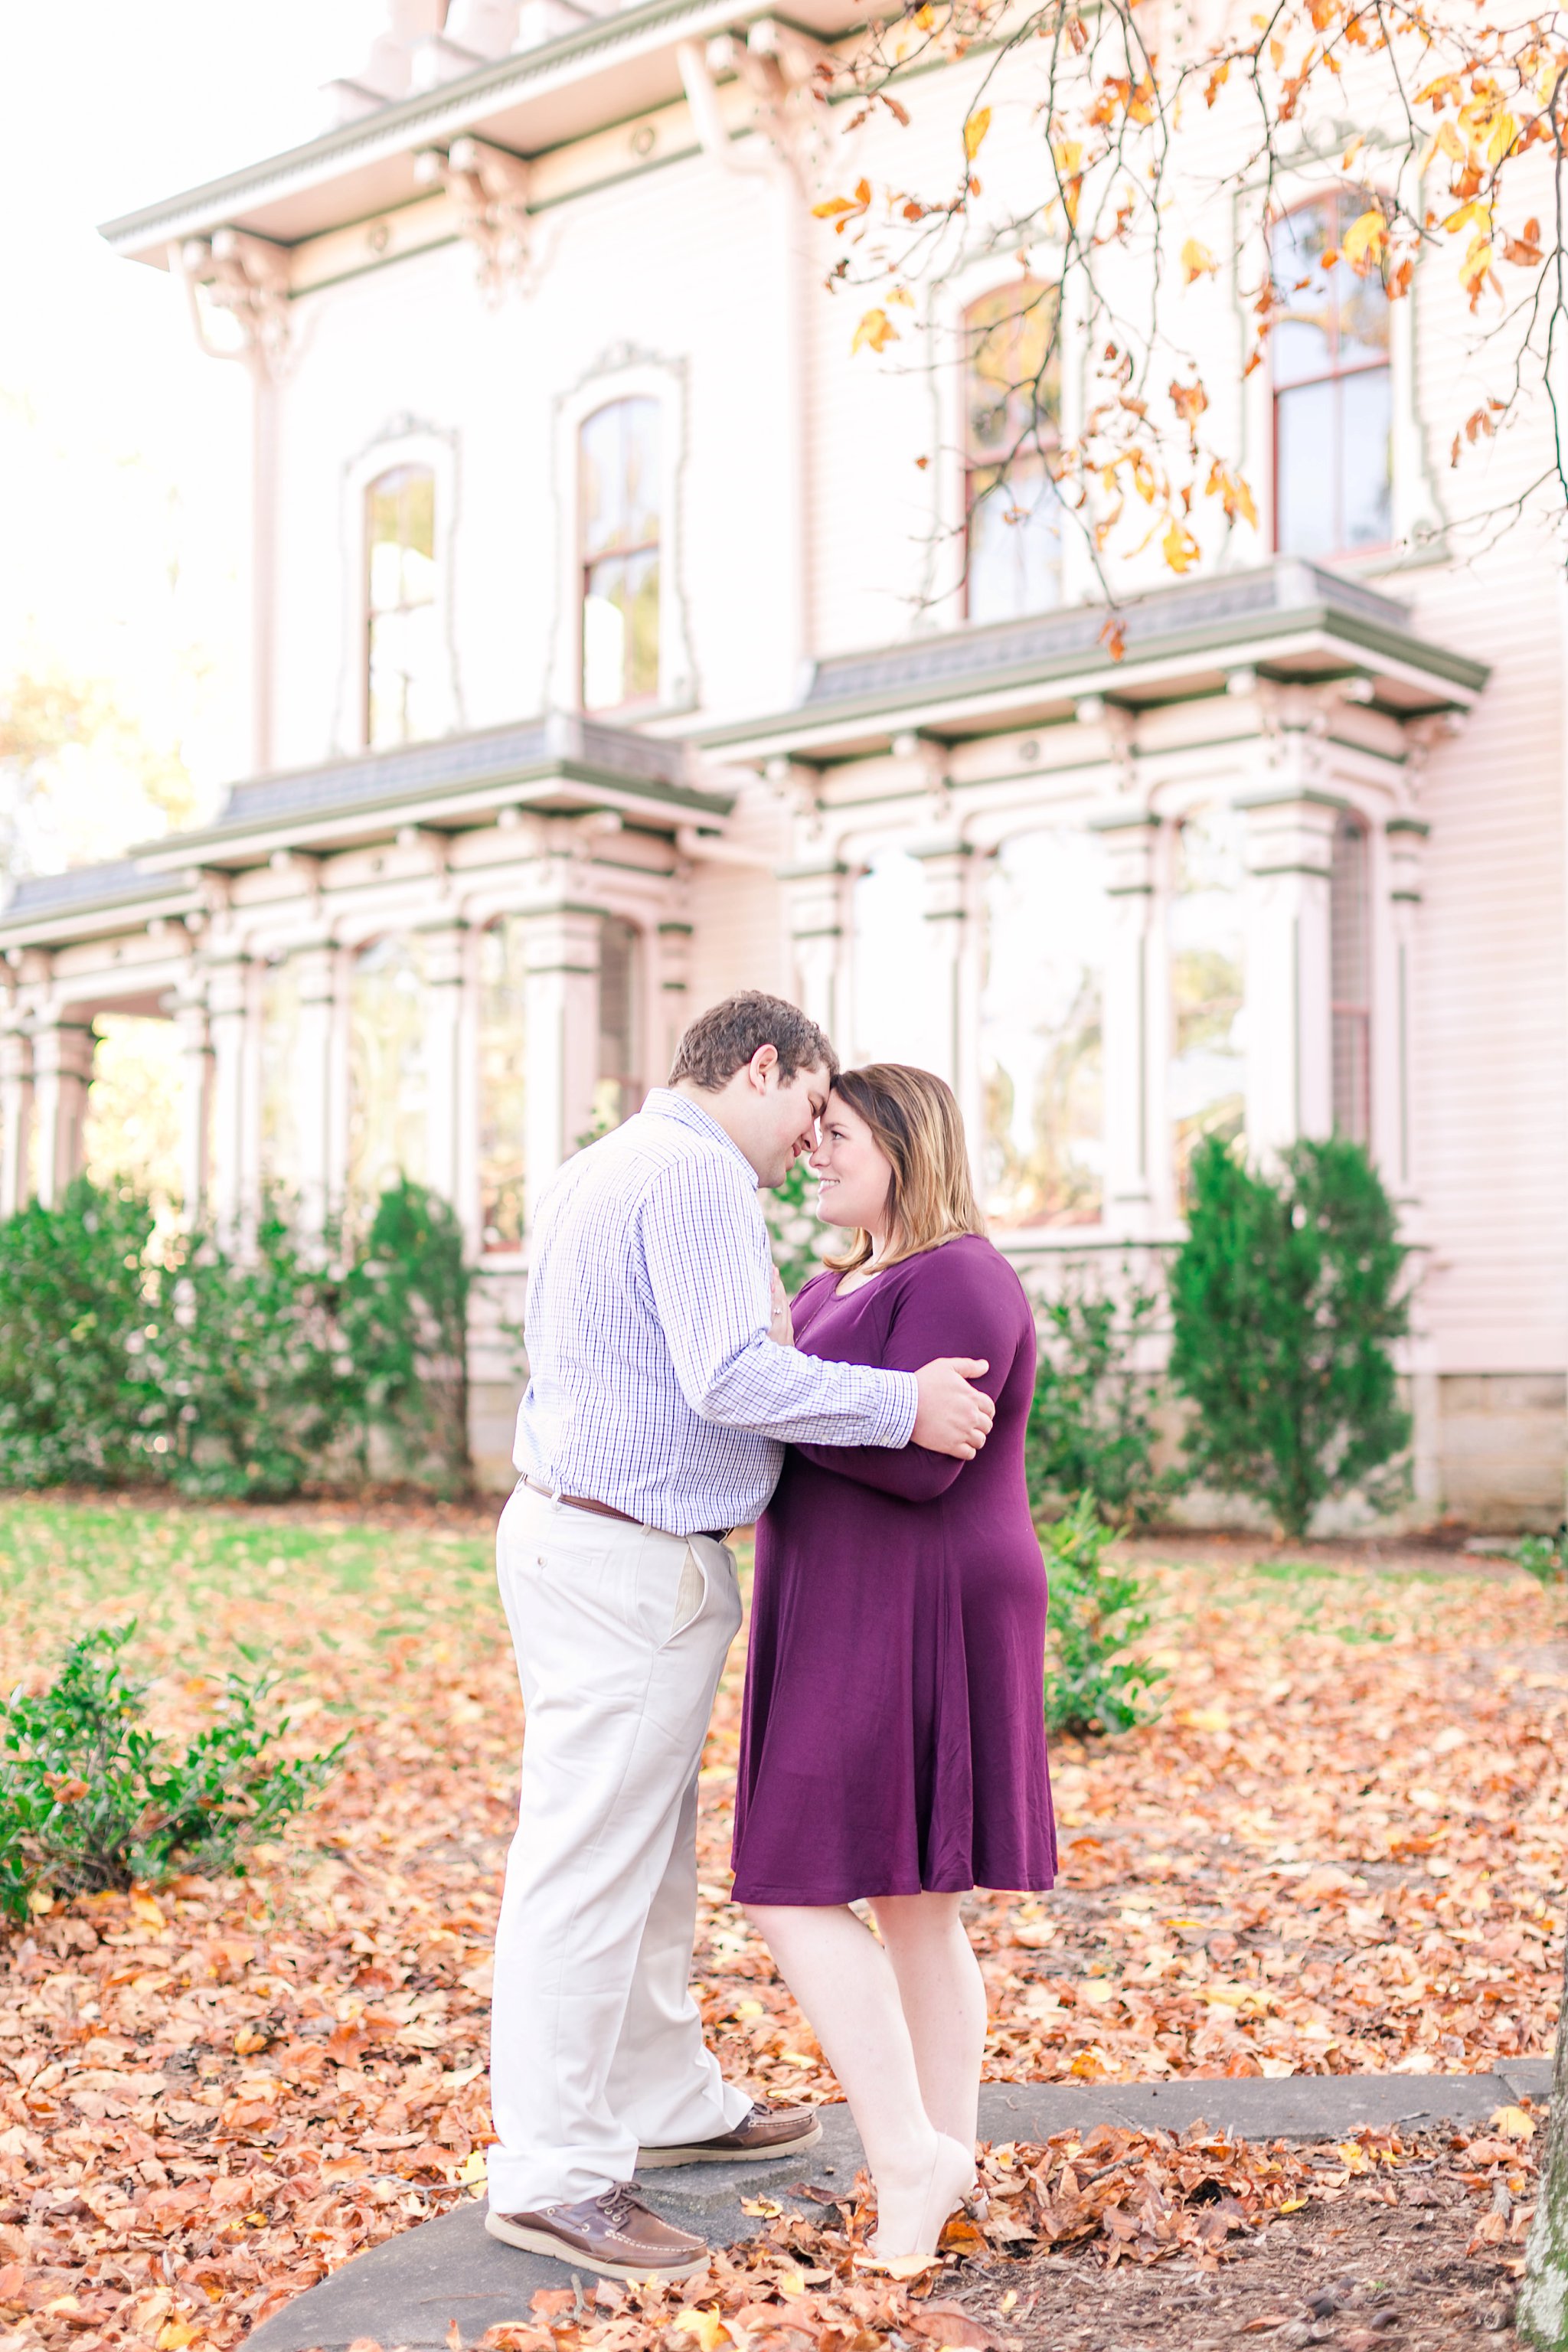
top-left (485, 991), bottom-right (996, 2280)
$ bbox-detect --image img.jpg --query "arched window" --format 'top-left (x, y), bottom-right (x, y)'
top-left (981, 828), bottom-right (1108, 1228)
top-left (1171, 804), bottom-right (1246, 1204)
top-left (258, 955), bottom-right (302, 1192)
top-left (346, 933), bottom-right (426, 1223)
top-left (964, 279), bottom-right (1063, 624)
top-left (580, 400), bottom-right (661, 711)
top-left (1270, 192), bottom-right (1392, 557)
top-left (479, 917), bottom-right (528, 1250)
top-left (365, 465), bottom-right (439, 748)
top-left (1331, 812), bottom-right (1371, 1142)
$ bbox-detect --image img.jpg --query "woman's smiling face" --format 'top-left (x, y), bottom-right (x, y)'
top-left (809, 1088), bottom-right (894, 1236)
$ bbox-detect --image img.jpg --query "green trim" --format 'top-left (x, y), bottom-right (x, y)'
top-left (1386, 815), bottom-right (1432, 836)
top-left (1233, 786), bottom-right (1348, 812)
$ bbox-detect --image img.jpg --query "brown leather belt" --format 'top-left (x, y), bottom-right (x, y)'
top-left (521, 1476), bottom-right (731, 1546)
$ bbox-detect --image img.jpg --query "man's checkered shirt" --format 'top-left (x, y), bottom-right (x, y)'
top-left (511, 1089), bottom-right (918, 1534)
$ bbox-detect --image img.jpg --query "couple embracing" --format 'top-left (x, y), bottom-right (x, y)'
top-left (485, 991), bottom-right (1057, 2279)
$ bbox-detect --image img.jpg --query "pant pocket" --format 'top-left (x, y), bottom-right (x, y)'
top-left (668, 1546), bottom-right (707, 1641)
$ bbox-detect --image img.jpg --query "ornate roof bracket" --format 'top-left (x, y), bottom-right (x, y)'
top-left (414, 136), bottom-right (536, 301)
top-left (678, 22), bottom-right (835, 195)
top-left (171, 228), bottom-right (292, 378)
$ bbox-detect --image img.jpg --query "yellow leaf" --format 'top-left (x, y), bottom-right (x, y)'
top-left (1341, 133), bottom-right (1364, 169)
top-left (1491, 2105), bottom-right (1537, 2140)
top-left (1277, 2196), bottom-right (1308, 2214)
top-left (1487, 111), bottom-right (1517, 165)
top-left (459, 2148), bottom-right (488, 2195)
top-left (673, 2308), bottom-right (727, 2351)
top-left (158, 2328), bottom-right (201, 2351)
top-left (851, 307), bottom-right (899, 354)
top-left (1341, 208), bottom-right (1387, 271)
top-left (963, 106), bottom-right (991, 160)
top-left (1181, 237), bottom-right (1218, 283)
top-left (887, 285), bottom-right (916, 307)
top-left (1161, 519), bottom-right (1200, 573)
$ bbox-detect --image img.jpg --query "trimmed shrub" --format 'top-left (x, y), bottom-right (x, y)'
top-left (1168, 1135), bottom-right (1411, 1540)
top-left (0, 1180), bottom-right (157, 1488)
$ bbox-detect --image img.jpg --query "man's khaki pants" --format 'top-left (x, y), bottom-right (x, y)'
top-left (486, 1484), bottom-right (752, 2213)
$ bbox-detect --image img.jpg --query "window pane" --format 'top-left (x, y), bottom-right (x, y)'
top-left (1171, 804), bottom-right (1246, 1202)
top-left (965, 279), bottom-right (1061, 458)
top-left (595, 915), bottom-right (641, 1130)
top-left (1331, 814), bottom-right (1371, 1143)
top-left (1275, 378), bottom-right (1338, 557)
top-left (347, 933), bottom-right (427, 1226)
top-left (981, 828), bottom-right (1107, 1228)
top-left (1270, 197), bottom-right (1337, 387)
top-left (365, 463), bottom-right (438, 748)
top-left (479, 920), bottom-right (528, 1250)
top-left (1341, 365), bottom-right (1393, 547)
top-left (259, 959), bottom-right (302, 1193)
top-left (851, 850), bottom-right (932, 1064)
top-left (968, 460), bottom-right (1063, 623)
top-left (580, 398), bottom-right (660, 560)
top-left (583, 548), bottom-right (660, 710)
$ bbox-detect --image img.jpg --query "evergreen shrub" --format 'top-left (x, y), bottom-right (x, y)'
top-left (0, 1181), bottom-right (158, 1488)
top-left (1168, 1135), bottom-right (1412, 1539)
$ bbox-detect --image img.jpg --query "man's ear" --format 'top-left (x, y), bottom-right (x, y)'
top-left (747, 1044), bottom-right (779, 1093)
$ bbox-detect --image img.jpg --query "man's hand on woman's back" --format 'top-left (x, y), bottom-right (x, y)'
top-left (911, 1359), bottom-right (995, 1459)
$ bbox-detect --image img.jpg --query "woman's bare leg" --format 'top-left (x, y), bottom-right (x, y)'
top-left (870, 1892), bottom-right (987, 2151)
top-left (746, 1903), bottom-right (972, 2256)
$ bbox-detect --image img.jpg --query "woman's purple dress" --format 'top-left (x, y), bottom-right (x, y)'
top-left (730, 1233), bottom-right (1057, 1904)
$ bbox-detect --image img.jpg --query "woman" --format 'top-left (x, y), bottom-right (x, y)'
top-left (732, 1063), bottom-right (1057, 2261)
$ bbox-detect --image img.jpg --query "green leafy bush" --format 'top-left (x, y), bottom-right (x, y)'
top-left (1517, 1528), bottom-right (1568, 1589)
top-left (1026, 1266), bottom-right (1181, 1527)
top-left (1168, 1135), bottom-right (1412, 1540)
top-left (764, 1158), bottom-right (829, 1298)
top-left (0, 1175), bottom-right (475, 1499)
top-left (0, 1181), bottom-right (158, 1488)
top-left (0, 1625), bottom-right (343, 1926)
top-left (1042, 1493), bottom-right (1165, 1736)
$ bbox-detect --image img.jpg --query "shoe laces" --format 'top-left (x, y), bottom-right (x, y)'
top-left (597, 2182), bottom-right (653, 2228)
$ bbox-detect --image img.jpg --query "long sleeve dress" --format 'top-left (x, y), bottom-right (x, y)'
top-left (730, 1233), bottom-right (1057, 1905)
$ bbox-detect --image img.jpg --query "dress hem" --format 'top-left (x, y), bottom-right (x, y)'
top-left (730, 1872), bottom-right (1058, 1906)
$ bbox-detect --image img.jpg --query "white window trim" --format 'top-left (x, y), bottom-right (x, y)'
top-left (548, 348), bottom-right (697, 717)
top-left (335, 417), bottom-right (464, 754)
top-left (1233, 168), bottom-right (1447, 567)
top-left (921, 243), bottom-right (1094, 625)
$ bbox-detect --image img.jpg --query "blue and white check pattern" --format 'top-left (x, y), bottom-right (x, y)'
top-left (511, 1089), bottom-right (918, 1534)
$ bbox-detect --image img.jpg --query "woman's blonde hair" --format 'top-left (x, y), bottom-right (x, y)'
top-left (824, 1063), bottom-right (987, 1273)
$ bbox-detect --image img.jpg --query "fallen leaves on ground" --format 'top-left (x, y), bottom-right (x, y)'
top-left (0, 1504), bottom-right (1563, 2352)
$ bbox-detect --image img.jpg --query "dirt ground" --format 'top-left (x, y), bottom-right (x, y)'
top-left (922, 2133), bottom-right (1521, 2352)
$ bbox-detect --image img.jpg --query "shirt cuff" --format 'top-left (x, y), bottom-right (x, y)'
top-left (871, 1369), bottom-right (920, 1449)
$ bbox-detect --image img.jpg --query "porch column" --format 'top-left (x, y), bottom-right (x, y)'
top-left (1237, 790), bottom-right (1340, 1161)
top-left (779, 859), bottom-right (848, 1037)
top-left (421, 920), bottom-right (479, 1253)
top-left (1093, 808), bottom-right (1161, 1235)
top-left (520, 906), bottom-right (601, 1231)
top-left (31, 1020), bottom-right (95, 1208)
top-left (1383, 817), bottom-right (1428, 1205)
top-left (292, 942), bottom-right (343, 1234)
top-left (207, 954), bottom-right (256, 1241)
top-left (655, 921), bottom-right (694, 1085)
top-left (910, 841), bottom-right (984, 1139)
top-left (0, 1023), bottom-right (34, 1218)
top-left (174, 985), bottom-right (214, 1222)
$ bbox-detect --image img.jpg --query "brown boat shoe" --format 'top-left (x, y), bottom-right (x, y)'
top-left (638, 2099), bottom-right (822, 2169)
top-left (485, 2182), bottom-right (708, 2279)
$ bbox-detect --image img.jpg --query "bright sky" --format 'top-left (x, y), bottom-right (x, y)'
top-left (0, 2), bottom-right (383, 869)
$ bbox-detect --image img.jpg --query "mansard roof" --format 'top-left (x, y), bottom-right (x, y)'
top-left (701, 558), bottom-right (1491, 763)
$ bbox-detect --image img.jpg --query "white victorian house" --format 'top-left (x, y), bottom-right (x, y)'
top-left (0, 0), bottom-right (1562, 1521)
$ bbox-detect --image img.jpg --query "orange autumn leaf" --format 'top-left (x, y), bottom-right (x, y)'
top-left (1181, 237), bottom-right (1218, 283)
top-left (851, 307), bottom-right (900, 354)
top-left (962, 106), bottom-right (991, 160)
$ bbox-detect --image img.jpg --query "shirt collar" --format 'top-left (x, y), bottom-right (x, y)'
top-left (642, 1086), bottom-right (763, 1183)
